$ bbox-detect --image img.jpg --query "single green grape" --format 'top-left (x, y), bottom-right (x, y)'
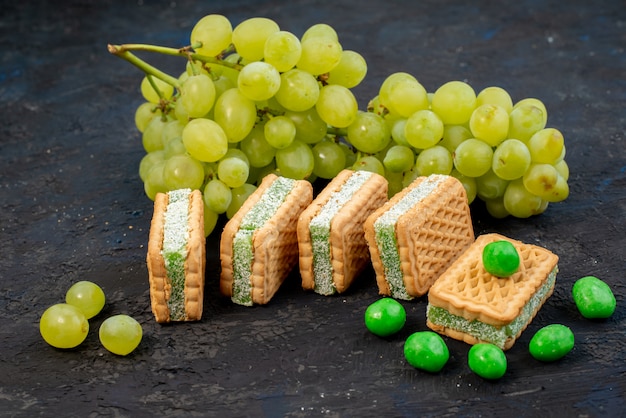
top-left (482, 240), bottom-right (520, 277)
top-left (65, 281), bottom-right (106, 319)
top-left (508, 103), bottom-right (546, 142)
top-left (404, 331), bottom-right (450, 373)
top-left (364, 298), bottom-right (406, 337)
top-left (572, 276), bottom-right (616, 319)
top-left (227, 183), bottom-right (258, 218)
top-left (182, 118), bottom-right (229, 162)
top-left (346, 111), bottom-right (391, 154)
top-left (315, 84), bottom-right (358, 128)
top-left (404, 109), bottom-right (444, 149)
top-left (468, 343), bottom-right (507, 379)
top-left (275, 140), bottom-right (314, 180)
top-left (285, 108), bottom-right (328, 145)
top-left (522, 163), bottom-right (559, 198)
top-left (529, 324), bottom-right (575, 362)
top-left (217, 149), bottom-right (250, 188)
top-left (214, 88), bottom-right (257, 143)
top-left (326, 50), bottom-right (367, 88)
top-left (240, 125), bottom-right (276, 168)
top-left (297, 36), bottom-right (343, 75)
top-left (264, 116), bottom-right (297, 149)
top-left (439, 125), bottom-right (472, 153)
top-left (301, 23), bottom-right (338, 42)
top-left (99, 314), bottom-right (143, 356)
top-left (231, 17), bottom-right (279, 61)
top-left (134, 102), bottom-right (159, 133)
top-left (352, 155), bottom-right (385, 176)
top-left (40, 303), bottom-right (89, 349)
top-left (476, 169), bottom-right (509, 201)
top-left (139, 150), bottom-right (166, 183)
top-left (142, 116), bottom-right (168, 153)
top-left (140, 75), bottom-right (174, 104)
top-left (312, 140), bottom-right (346, 179)
top-left (383, 145), bottom-right (415, 173)
top-left (431, 80), bottom-right (477, 125)
top-left (469, 104), bottom-right (509, 147)
top-left (528, 128), bottom-right (564, 164)
top-left (453, 138), bottom-right (494, 178)
top-left (492, 139), bottom-right (532, 181)
top-left (484, 197), bottom-right (510, 219)
top-left (203, 179), bottom-right (232, 214)
top-left (263, 30), bottom-right (302, 72)
top-left (414, 145), bottom-right (453, 176)
top-left (475, 86), bottom-right (513, 113)
top-left (275, 69), bottom-right (320, 112)
top-left (190, 14), bottom-right (232, 57)
top-left (450, 168), bottom-right (477, 204)
top-left (179, 73), bottom-right (216, 118)
top-left (143, 160), bottom-right (168, 201)
top-left (204, 205), bottom-right (219, 237)
top-left (503, 178), bottom-right (545, 218)
top-left (163, 154), bottom-right (205, 191)
top-left (379, 72), bottom-right (429, 117)
top-left (238, 61), bottom-right (281, 102)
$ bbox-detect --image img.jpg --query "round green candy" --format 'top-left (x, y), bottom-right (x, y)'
top-left (482, 240), bottom-right (520, 277)
top-left (468, 343), bottom-right (507, 379)
top-left (572, 276), bottom-right (616, 319)
top-left (364, 298), bottom-right (406, 337)
top-left (404, 331), bottom-right (449, 373)
top-left (529, 324), bottom-right (574, 362)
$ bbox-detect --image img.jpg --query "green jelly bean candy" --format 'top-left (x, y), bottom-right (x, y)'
top-left (404, 331), bottom-right (449, 373)
top-left (529, 324), bottom-right (574, 362)
top-left (364, 298), bottom-right (406, 337)
top-left (572, 276), bottom-right (616, 319)
top-left (468, 343), bottom-right (507, 380)
top-left (482, 240), bottom-right (520, 277)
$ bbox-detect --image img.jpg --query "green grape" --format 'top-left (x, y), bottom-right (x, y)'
top-left (513, 98), bottom-right (548, 126)
top-left (203, 178), bottom-right (232, 214)
top-left (315, 84), bottom-right (358, 128)
top-left (213, 74), bottom-right (236, 98)
top-left (528, 128), bottom-right (564, 164)
top-left (135, 102), bottom-right (159, 133)
top-left (139, 150), bottom-right (166, 183)
top-left (140, 75), bottom-right (174, 104)
top-left (508, 103), bottom-right (546, 143)
top-left (439, 125), bottom-right (473, 153)
top-left (163, 154), bottom-right (205, 191)
top-left (367, 94), bottom-right (385, 116)
top-left (285, 108), bottom-right (327, 144)
top-left (174, 99), bottom-right (190, 124)
top-left (389, 118), bottom-right (410, 147)
top-left (274, 69), bottom-right (320, 112)
top-left (40, 303), bottom-right (89, 349)
top-left (541, 172), bottom-right (569, 203)
top-left (217, 149), bottom-right (250, 188)
top-left (522, 163), bottom-right (558, 197)
top-left (554, 159), bottom-right (569, 181)
top-left (414, 145), bottom-right (453, 176)
top-left (476, 169), bottom-right (509, 200)
top-left (179, 73), bottom-right (216, 118)
top-left (65, 281), bottom-right (106, 319)
top-left (430, 80), bottom-right (477, 125)
top-left (214, 88), bottom-right (257, 143)
top-left (352, 155), bottom-right (385, 176)
top-left (144, 160), bottom-right (167, 200)
top-left (492, 139), bottom-right (531, 180)
top-left (240, 124), bottom-right (276, 168)
top-left (264, 30), bottom-right (302, 72)
top-left (338, 141), bottom-right (357, 168)
top-left (301, 23), bottom-right (338, 42)
top-left (475, 86), bottom-right (513, 113)
top-left (311, 140), bottom-right (346, 179)
top-left (383, 145), bottom-right (414, 173)
top-left (453, 138), bottom-right (494, 178)
top-left (161, 120), bottom-right (185, 146)
top-left (163, 136), bottom-right (187, 158)
top-left (227, 183), bottom-right (257, 218)
top-left (503, 178), bottom-right (544, 218)
top-left (297, 36), bottom-right (343, 75)
top-left (484, 197), bottom-right (510, 218)
top-left (404, 110), bottom-right (444, 149)
top-left (142, 116), bottom-right (168, 152)
top-left (182, 118), bottom-right (229, 162)
top-left (237, 61), bottom-right (281, 102)
top-left (99, 314), bottom-right (142, 356)
top-left (385, 170), bottom-right (404, 198)
top-left (190, 14), bottom-right (232, 56)
top-left (275, 140), bottom-right (314, 179)
top-left (469, 104), bottom-right (509, 147)
top-left (204, 205), bottom-right (219, 237)
top-left (326, 50), bottom-right (367, 88)
top-left (231, 17), bottom-right (280, 61)
top-left (378, 72), bottom-right (429, 117)
top-left (364, 298), bottom-right (406, 337)
top-left (450, 168), bottom-right (477, 204)
top-left (346, 111), bottom-right (391, 153)
top-left (265, 115), bottom-right (297, 149)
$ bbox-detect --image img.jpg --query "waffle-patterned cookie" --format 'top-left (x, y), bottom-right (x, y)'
top-left (427, 233), bottom-right (559, 350)
top-left (147, 188), bottom-right (206, 323)
top-left (298, 169), bottom-right (388, 295)
top-left (220, 174), bottom-right (313, 306)
top-left (364, 174), bottom-right (474, 300)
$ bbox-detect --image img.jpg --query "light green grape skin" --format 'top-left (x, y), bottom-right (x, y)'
top-left (203, 179), bottom-right (232, 214)
top-left (264, 30), bottom-right (302, 72)
top-left (390, 118), bottom-right (411, 147)
top-left (161, 120), bottom-right (185, 146)
top-left (316, 85), bottom-right (358, 128)
top-left (492, 139), bottom-right (531, 180)
top-left (312, 140), bottom-right (346, 179)
top-left (264, 116), bottom-right (297, 149)
top-left (404, 110), bottom-right (444, 149)
top-left (440, 125), bottom-right (473, 153)
top-left (475, 86), bottom-right (513, 113)
top-left (274, 69), bottom-right (320, 112)
top-left (163, 136), bottom-right (187, 159)
top-left (431, 80), bottom-right (477, 125)
top-left (182, 118), bottom-right (229, 162)
top-left (144, 161), bottom-right (167, 201)
top-left (204, 205), bottom-right (219, 237)
top-left (379, 72), bottom-right (429, 118)
top-left (450, 169), bottom-right (477, 204)
top-left (240, 125), bottom-right (276, 168)
top-left (142, 116), bottom-right (168, 153)
top-left (352, 155), bottom-right (385, 176)
top-left (503, 178), bottom-right (544, 218)
top-left (190, 14), bottom-right (232, 57)
top-left (554, 159), bottom-right (569, 181)
top-left (231, 17), bottom-right (280, 62)
top-left (522, 163), bottom-right (559, 197)
top-left (285, 108), bottom-right (328, 145)
top-left (301, 23), bottom-right (338, 42)
top-left (214, 88), bottom-right (257, 143)
top-left (453, 138), bottom-right (494, 178)
top-left (217, 149), bottom-right (250, 188)
top-left (507, 103), bottom-right (546, 143)
top-left (40, 303), bottom-right (89, 349)
top-left (275, 140), bottom-right (314, 179)
top-left (484, 197), bottom-right (510, 219)
top-left (347, 111), bottom-right (391, 154)
top-left (65, 281), bottom-right (106, 319)
top-left (139, 150), bottom-right (166, 183)
top-left (528, 128), bottom-right (564, 164)
top-left (297, 36), bottom-right (343, 75)
top-left (414, 145), bottom-right (453, 176)
top-left (513, 98), bottom-right (548, 126)
top-left (469, 104), bottom-right (509, 147)
top-left (238, 61), bottom-right (281, 102)
top-left (140, 75), bottom-right (174, 104)
top-left (227, 183), bottom-right (258, 218)
top-left (163, 154), bottom-right (205, 191)
top-left (326, 50), bottom-right (367, 88)
top-left (99, 315), bottom-right (142, 356)
top-left (383, 145), bottom-right (414, 173)
top-left (476, 169), bottom-right (509, 200)
top-left (135, 102), bottom-right (159, 133)
top-left (179, 74), bottom-right (216, 118)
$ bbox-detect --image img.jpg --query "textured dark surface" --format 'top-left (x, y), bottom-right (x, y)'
top-left (1, 0), bottom-right (625, 417)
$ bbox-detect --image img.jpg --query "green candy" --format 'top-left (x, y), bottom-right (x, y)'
top-left (468, 343), bottom-right (507, 379)
top-left (572, 276), bottom-right (616, 319)
top-left (529, 324), bottom-right (574, 362)
top-left (364, 298), bottom-right (406, 337)
top-left (404, 331), bottom-right (449, 373)
top-left (482, 240), bottom-right (520, 277)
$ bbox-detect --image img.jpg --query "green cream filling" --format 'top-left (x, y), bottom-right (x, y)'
top-left (310, 170), bottom-right (373, 295)
top-left (427, 267), bottom-right (558, 348)
top-left (232, 177), bottom-right (296, 306)
top-left (162, 188), bottom-right (191, 321)
top-left (373, 175), bottom-right (447, 300)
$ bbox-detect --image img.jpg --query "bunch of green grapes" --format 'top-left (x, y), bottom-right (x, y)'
top-left (367, 79), bottom-right (570, 218)
top-left (135, 15), bottom-right (367, 236)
